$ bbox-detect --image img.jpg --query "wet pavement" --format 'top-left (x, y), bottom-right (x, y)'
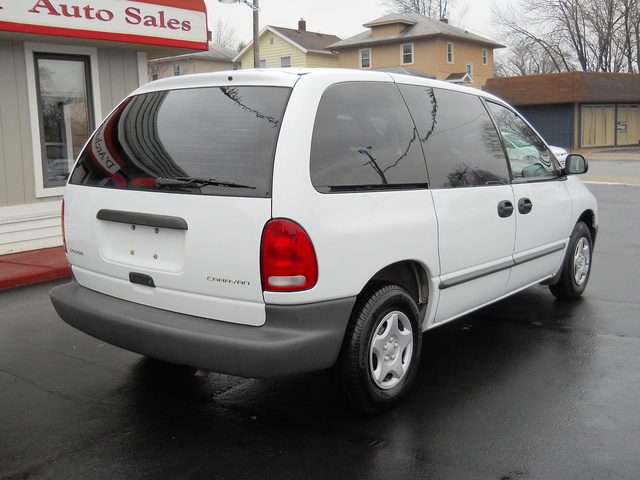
top-left (1, 182), bottom-right (639, 479)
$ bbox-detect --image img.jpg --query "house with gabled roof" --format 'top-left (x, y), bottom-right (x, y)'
top-left (148, 43), bottom-right (237, 81)
top-left (234, 19), bottom-right (341, 69)
top-left (327, 13), bottom-right (504, 89)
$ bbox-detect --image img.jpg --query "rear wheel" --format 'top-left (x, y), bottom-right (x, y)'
top-left (550, 222), bottom-right (593, 300)
top-left (334, 284), bottom-right (422, 413)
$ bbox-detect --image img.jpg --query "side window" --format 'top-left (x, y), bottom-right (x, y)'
top-left (486, 102), bottom-right (559, 180)
top-left (310, 82), bottom-right (428, 192)
top-left (399, 85), bottom-right (509, 188)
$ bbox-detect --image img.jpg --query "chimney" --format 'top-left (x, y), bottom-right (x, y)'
top-left (298, 18), bottom-right (306, 31)
top-left (439, 18), bottom-right (449, 24)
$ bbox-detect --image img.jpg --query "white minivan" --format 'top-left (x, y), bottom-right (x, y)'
top-left (51, 69), bottom-right (597, 412)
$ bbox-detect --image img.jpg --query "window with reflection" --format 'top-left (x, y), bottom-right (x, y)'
top-left (310, 82), bottom-right (429, 192)
top-left (399, 85), bottom-right (509, 188)
top-left (70, 86), bottom-right (291, 197)
top-left (34, 53), bottom-right (94, 189)
top-left (486, 102), bottom-right (559, 180)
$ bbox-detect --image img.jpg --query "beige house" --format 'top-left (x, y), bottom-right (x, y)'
top-left (234, 19), bottom-right (341, 69)
top-left (327, 13), bottom-right (504, 89)
top-left (148, 43), bottom-right (236, 81)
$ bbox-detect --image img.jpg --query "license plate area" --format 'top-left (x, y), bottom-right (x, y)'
top-left (96, 212), bottom-right (186, 273)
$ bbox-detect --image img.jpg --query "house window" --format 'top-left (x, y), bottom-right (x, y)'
top-left (482, 49), bottom-right (488, 65)
top-left (360, 49), bottom-right (371, 69)
top-left (447, 42), bottom-right (454, 63)
top-left (280, 55), bottom-right (292, 68)
top-left (173, 63), bottom-right (181, 76)
top-left (270, 37), bottom-right (274, 45)
top-left (466, 63), bottom-right (473, 76)
top-left (402, 44), bottom-right (413, 65)
top-left (259, 59), bottom-right (267, 68)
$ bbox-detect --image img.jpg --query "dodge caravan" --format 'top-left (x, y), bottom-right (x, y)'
top-left (50, 69), bottom-right (598, 412)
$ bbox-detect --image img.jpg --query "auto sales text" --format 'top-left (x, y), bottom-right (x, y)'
top-left (28, 0), bottom-right (192, 31)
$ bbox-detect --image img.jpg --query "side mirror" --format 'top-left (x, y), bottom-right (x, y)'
top-left (565, 154), bottom-right (588, 175)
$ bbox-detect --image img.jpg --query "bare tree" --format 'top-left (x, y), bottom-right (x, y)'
top-left (383, 0), bottom-right (454, 19)
top-left (147, 61), bottom-right (170, 82)
top-left (211, 18), bottom-right (239, 50)
top-left (492, 0), bottom-right (639, 73)
top-left (494, 39), bottom-right (575, 76)
top-left (491, 2), bottom-right (573, 74)
top-left (619, 0), bottom-right (640, 72)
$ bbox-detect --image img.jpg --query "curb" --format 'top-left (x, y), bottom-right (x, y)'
top-left (0, 246), bottom-right (71, 290)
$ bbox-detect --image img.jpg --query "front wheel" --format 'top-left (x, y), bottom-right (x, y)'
top-left (550, 222), bottom-right (593, 300)
top-left (334, 284), bottom-right (422, 413)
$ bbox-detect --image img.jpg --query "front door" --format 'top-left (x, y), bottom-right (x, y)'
top-left (486, 101), bottom-right (572, 292)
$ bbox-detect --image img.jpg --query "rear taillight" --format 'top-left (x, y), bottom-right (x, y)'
top-left (261, 219), bottom-right (318, 292)
top-left (61, 199), bottom-right (67, 253)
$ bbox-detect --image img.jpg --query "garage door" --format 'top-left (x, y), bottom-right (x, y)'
top-left (581, 104), bottom-right (615, 147)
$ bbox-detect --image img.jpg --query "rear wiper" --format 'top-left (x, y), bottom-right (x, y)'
top-left (156, 176), bottom-right (255, 189)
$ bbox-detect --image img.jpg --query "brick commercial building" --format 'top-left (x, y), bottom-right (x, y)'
top-left (485, 72), bottom-right (640, 149)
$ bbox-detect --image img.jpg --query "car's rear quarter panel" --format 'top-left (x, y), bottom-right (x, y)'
top-left (266, 71), bottom-right (440, 308)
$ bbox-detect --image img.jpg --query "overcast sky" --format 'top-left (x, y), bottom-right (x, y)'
top-left (204, 0), bottom-right (507, 47)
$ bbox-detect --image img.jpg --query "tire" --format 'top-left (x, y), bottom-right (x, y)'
top-left (550, 222), bottom-right (593, 300)
top-left (334, 284), bottom-right (422, 413)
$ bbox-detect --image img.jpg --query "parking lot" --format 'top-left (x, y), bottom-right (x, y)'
top-left (2, 173), bottom-right (639, 479)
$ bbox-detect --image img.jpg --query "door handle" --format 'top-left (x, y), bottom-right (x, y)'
top-left (498, 200), bottom-right (514, 218)
top-left (518, 198), bottom-right (533, 214)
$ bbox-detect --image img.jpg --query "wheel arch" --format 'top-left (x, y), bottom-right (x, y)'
top-left (358, 260), bottom-right (430, 318)
top-left (577, 209), bottom-right (598, 248)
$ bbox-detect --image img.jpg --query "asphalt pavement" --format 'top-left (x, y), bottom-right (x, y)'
top-left (1, 175), bottom-right (639, 478)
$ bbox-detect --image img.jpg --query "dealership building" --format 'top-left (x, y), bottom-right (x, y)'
top-left (0, 0), bottom-right (208, 255)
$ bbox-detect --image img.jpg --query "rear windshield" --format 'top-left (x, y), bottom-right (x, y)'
top-left (69, 86), bottom-right (291, 197)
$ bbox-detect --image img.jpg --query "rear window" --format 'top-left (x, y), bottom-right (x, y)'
top-left (69, 86), bottom-right (291, 197)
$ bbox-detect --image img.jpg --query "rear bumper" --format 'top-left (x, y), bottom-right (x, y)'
top-left (50, 280), bottom-right (355, 378)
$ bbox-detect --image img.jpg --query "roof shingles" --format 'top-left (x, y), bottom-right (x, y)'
top-left (269, 26), bottom-right (341, 53)
top-left (484, 72), bottom-right (640, 106)
top-left (327, 12), bottom-right (503, 50)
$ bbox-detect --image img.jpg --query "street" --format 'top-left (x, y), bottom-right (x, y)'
top-left (1, 178), bottom-right (639, 479)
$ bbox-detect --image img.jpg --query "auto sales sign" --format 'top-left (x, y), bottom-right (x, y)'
top-left (0, 0), bottom-right (208, 49)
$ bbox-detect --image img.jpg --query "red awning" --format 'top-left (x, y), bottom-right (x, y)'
top-left (0, 0), bottom-right (208, 50)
